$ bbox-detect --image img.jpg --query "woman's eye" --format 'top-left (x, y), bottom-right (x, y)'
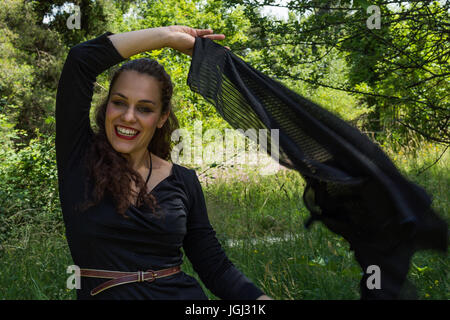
top-left (113, 101), bottom-right (126, 107)
top-left (138, 107), bottom-right (152, 113)
top-left (112, 101), bottom-right (151, 113)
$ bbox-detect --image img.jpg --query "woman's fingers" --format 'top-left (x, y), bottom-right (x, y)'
top-left (200, 33), bottom-right (226, 41)
top-left (196, 32), bottom-right (229, 52)
top-left (194, 28), bottom-right (225, 40)
top-left (167, 26), bottom-right (227, 56)
top-left (195, 28), bottom-right (213, 36)
top-left (170, 26), bottom-right (225, 41)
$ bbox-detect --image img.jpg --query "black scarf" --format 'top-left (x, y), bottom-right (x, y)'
top-left (187, 37), bottom-right (448, 299)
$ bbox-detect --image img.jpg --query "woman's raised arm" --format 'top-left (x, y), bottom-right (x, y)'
top-left (107, 26), bottom-right (226, 59)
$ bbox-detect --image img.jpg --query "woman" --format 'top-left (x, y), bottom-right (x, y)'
top-left (55, 25), bottom-right (271, 300)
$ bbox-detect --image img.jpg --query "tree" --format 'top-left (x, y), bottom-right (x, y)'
top-left (0, 0), bottom-right (127, 147)
top-left (0, 0), bottom-right (65, 146)
top-left (222, 0), bottom-right (450, 145)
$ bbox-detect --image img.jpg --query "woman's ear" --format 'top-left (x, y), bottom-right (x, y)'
top-left (158, 110), bottom-right (170, 128)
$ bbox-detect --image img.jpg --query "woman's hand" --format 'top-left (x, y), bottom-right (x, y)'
top-left (108, 26), bottom-right (228, 59)
top-left (165, 25), bottom-right (227, 56)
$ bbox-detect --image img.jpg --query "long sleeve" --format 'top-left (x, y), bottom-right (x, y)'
top-left (55, 32), bottom-right (125, 181)
top-left (182, 169), bottom-right (264, 300)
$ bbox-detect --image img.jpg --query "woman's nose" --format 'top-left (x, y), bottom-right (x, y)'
top-left (122, 106), bottom-right (137, 122)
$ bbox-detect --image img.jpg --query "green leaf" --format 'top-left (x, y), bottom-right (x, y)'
top-left (354, 0), bottom-right (371, 10)
top-left (44, 116), bottom-right (55, 125)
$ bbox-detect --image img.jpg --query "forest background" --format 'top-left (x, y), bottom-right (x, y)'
top-left (0, 0), bottom-right (448, 299)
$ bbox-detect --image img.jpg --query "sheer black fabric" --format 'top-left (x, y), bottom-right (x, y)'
top-left (187, 37), bottom-right (448, 299)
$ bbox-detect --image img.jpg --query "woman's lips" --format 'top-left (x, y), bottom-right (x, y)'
top-left (115, 126), bottom-right (140, 140)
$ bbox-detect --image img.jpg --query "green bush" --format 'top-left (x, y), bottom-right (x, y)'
top-left (0, 126), bottom-right (62, 244)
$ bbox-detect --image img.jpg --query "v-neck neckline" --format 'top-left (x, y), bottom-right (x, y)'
top-left (143, 153), bottom-right (176, 195)
top-left (148, 163), bottom-right (175, 195)
top-left (130, 163), bottom-right (176, 210)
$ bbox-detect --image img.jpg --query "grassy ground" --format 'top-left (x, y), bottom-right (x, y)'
top-left (0, 141), bottom-right (448, 300)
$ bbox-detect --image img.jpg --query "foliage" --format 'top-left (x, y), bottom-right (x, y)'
top-left (0, 0), bottom-right (65, 145)
top-left (223, 0), bottom-right (450, 144)
top-left (0, 140), bottom-right (448, 299)
top-left (0, 0), bottom-right (448, 301)
top-left (111, 0), bottom-right (253, 142)
top-left (32, 0), bottom-right (125, 48)
top-left (0, 124), bottom-right (61, 245)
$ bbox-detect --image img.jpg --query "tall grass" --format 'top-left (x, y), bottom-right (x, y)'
top-left (0, 140), bottom-right (448, 299)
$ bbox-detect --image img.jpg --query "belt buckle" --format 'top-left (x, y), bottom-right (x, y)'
top-left (144, 270), bottom-right (156, 282)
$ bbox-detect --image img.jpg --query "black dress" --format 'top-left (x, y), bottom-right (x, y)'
top-left (55, 32), bottom-right (264, 300)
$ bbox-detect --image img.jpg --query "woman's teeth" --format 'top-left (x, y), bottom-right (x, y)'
top-left (116, 126), bottom-right (138, 136)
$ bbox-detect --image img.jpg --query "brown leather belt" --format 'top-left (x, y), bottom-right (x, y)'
top-left (80, 266), bottom-right (181, 296)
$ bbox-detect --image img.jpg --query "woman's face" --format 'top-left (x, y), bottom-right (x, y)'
top-left (105, 70), bottom-right (169, 166)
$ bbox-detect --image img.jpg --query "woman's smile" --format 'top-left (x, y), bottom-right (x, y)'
top-left (115, 125), bottom-right (140, 139)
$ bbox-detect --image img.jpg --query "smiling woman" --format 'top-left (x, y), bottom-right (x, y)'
top-left (55, 26), bottom-right (270, 300)
top-left (78, 58), bottom-right (178, 217)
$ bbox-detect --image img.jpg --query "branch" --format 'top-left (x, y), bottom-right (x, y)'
top-left (396, 119), bottom-right (449, 144)
top-left (406, 73), bottom-right (450, 89)
top-left (239, 0), bottom-right (415, 12)
top-left (416, 145), bottom-right (449, 176)
top-left (277, 74), bottom-right (429, 106)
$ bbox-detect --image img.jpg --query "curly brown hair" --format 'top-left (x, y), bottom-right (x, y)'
top-left (77, 58), bottom-right (180, 218)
